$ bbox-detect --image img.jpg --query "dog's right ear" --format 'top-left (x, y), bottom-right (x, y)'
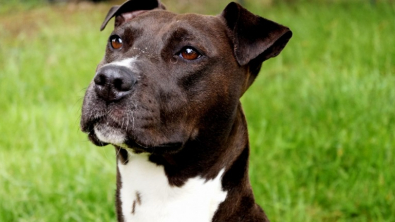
top-left (100, 0), bottom-right (166, 31)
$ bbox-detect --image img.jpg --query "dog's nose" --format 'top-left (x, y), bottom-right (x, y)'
top-left (93, 66), bottom-right (137, 102)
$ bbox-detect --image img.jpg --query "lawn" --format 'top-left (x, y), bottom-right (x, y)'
top-left (0, 0), bottom-right (394, 221)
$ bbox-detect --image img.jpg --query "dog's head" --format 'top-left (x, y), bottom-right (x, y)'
top-left (80, 0), bottom-right (291, 154)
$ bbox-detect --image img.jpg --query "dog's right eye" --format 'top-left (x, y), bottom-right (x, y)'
top-left (109, 35), bottom-right (123, 50)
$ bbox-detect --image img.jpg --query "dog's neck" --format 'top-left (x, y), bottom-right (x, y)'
top-left (116, 152), bottom-right (227, 222)
top-left (115, 104), bottom-right (269, 222)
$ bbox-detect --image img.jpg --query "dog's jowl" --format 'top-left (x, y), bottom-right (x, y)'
top-left (80, 0), bottom-right (292, 221)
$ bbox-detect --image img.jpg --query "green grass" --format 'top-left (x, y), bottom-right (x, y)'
top-left (1, 1), bottom-right (394, 221)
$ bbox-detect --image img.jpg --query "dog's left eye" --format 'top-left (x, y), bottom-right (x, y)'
top-left (109, 35), bottom-right (123, 50)
top-left (178, 47), bottom-right (201, 60)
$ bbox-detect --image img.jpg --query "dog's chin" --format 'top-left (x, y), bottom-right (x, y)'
top-left (88, 123), bottom-right (184, 155)
top-left (93, 124), bottom-right (126, 145)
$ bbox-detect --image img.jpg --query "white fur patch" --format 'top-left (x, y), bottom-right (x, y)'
top-left (94, 124), bottom-right (126, 145)
top-left (118, 152), bottom-right (228, 222)
top-left (101, 57), bottom-right (138, 69)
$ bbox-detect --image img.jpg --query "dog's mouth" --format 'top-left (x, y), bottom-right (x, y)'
top-left (88, 131), bottom-right (108, 147)
top-left (84, 117), bottom-right (184, 155)
top-left (83, 117), bottom-right (124, 146)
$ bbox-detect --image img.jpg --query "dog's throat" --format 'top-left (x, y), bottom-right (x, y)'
top-left (116, 146), bottom-right (129, 164)
top-left (117, 152), bottom-right (228, 222)
top-left (115, 140), bottom-right (184, 165)
top-left (123, 139), bottom-right (184, 155)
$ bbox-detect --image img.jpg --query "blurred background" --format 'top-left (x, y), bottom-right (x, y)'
top-left (0, 0), bottom-right (394, 221)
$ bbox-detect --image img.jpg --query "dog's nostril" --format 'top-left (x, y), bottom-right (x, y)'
top-left (114, 77), bottom-right (134, 92)
top-left (94, 73), bottom-right (107, 86)
top-left (113, 78), bottom-right (123, 90)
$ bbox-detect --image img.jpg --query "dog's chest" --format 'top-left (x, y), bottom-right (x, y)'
top-left (118, 152), bottom-right (227, 222)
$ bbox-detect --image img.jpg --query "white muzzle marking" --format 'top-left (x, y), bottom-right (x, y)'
top-left (94, 124), bottom-right (126, 145)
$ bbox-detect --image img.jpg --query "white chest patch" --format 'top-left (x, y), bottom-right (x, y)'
top-left (118, 152), bottom-right (228, 222)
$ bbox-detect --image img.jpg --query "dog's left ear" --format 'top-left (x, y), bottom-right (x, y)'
top-left (221, 2), bottom-right (292, 77)
top-left (100, 0), bottom-right (166, 31)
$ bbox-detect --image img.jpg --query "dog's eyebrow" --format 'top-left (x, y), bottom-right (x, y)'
top-left (125, 27), bottom-right (143, 36)
top-left (163, 27), bottom-right (196, 43)
top-left (112, 27), bottom-right (143, 46)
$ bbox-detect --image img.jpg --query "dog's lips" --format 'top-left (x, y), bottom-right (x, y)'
top-left (82, 117), bottom-right (109, 146)
top-left (82, 116), bottom-right (123, 146)
top-left (83, 115), bottom-right (185, 154)
top-left (89, 126), bottom-right (184, 154)
top-left (88, 131), bottom-right (109, 147)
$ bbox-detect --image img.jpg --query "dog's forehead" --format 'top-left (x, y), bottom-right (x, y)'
top-left (116, 10), bottom-right (226, 41)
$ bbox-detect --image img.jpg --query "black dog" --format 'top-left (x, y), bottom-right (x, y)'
top-left (81, 0), bottom-right (292, 221)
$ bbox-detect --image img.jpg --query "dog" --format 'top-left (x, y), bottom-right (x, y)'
top-left (80, 0), bottom-right (292, 221)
